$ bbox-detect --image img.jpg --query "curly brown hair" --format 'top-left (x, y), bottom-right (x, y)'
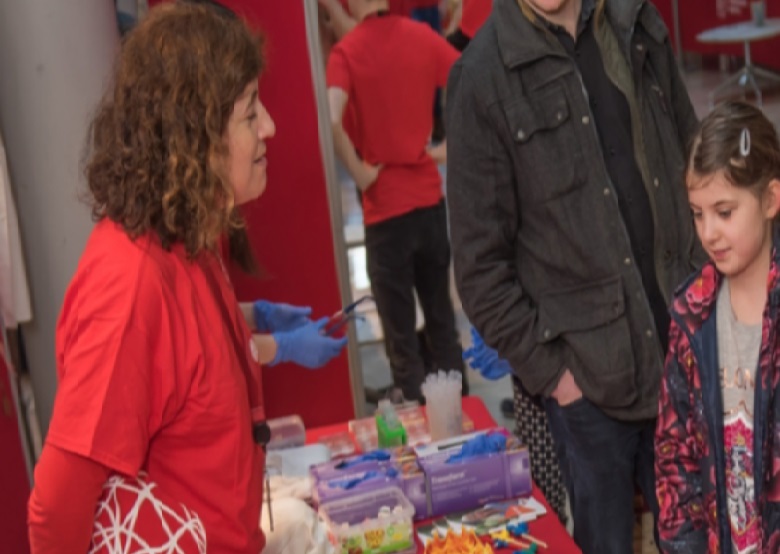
top-left (84, 2), bottom-right (264, 264)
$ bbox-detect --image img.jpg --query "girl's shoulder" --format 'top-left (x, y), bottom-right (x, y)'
top-left (670, 262), bottom-right (721, 333)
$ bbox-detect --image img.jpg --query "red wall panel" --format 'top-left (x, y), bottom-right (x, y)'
top-left (0, 334), bottom-right (30, 554)
top-left (653, 0), bottom-right (780, 70)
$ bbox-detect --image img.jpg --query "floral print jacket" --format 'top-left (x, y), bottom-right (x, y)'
top-left (656, 230), bottom-right (780, 553)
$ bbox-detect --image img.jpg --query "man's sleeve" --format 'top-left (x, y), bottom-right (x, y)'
top-left (325, 46), bottom-right (352, 94)
top-left (445, 62), bottom-right (571, 396)
top-left (652, 18), bottom-right (706, 269)
top-left (659, 20), bottom-right (698, 150)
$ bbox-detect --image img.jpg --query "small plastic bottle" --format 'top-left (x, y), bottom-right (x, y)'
top-left (376, 400), bottom-right (407, 448)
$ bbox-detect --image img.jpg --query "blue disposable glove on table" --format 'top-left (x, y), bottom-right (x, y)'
top-left (253, 300), bottom-right (312, 333)
top-left (271, 317), bottom-right (348, 369)
top-left (462, 326), bottom-right (513, 380)
top-left (333, 467), bottom-right (399, 490)
top-left (446, 432), bottom-right (507, 463)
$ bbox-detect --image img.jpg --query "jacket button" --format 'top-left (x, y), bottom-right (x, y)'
top-left (637, 43), bottom-right (645, 51)
top-left (603, 188), bottom-right (611, 196)
top-left (613, 302), bottom-right (621, 314)
top-left (646, 329), bottom-right (654, 338)
top-left (624, 257), bottom-right (632, 266)
top-left (556, 111), bottom-right (564, 121)
top-left (517, 129), bottom-right (526, 140)
top-left (543, 329), bottom-right (552, 339)
top-left (582, 116), bottom-right (590, 125)
top-left (653, 177), bottom-right (660, 188)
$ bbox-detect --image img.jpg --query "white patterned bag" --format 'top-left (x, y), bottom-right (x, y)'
top-left (90, 473), bottom-right (206, 554)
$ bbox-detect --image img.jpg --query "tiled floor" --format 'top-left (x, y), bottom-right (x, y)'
top-left (338, 65), bottom-right (780, 553)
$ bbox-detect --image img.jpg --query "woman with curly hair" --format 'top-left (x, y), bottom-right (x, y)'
top-left (27, 3), bottom-right (340, 552)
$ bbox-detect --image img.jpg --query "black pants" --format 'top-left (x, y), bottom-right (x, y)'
top-left (544, 397), bottom-right (659, 554)
top-left (365, 201), bottom-right (467, 402)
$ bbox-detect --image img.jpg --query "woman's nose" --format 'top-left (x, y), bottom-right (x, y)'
top-left (258, 103), bottom-right (276, 140)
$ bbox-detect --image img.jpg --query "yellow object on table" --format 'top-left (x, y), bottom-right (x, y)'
top-left (424, 529), bottom-right (494, 554)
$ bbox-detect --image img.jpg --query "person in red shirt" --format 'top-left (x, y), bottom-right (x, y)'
top-left (327, 0), bottom-right (468, 403)
top-left (27, 4), bottom-right (344, 553)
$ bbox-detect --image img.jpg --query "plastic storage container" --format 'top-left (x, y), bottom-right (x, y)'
top-left (319, 486), bottom-right (416, 554)
top-left (267, 415), bottom-right (305, 451)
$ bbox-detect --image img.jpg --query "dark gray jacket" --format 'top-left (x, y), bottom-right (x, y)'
top-left (446, 0), bottom-right (701, 420)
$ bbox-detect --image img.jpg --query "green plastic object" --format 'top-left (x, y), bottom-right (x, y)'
top-left (375, 400), bottom-right (407, 448)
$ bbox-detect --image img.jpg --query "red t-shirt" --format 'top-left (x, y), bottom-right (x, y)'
top-left (338, 0), bottom-right (414, 17)
top-left (47, 219), bottom-right (265, 553)
top-left (327, 15), bottom-right (458, 225)
top-left (460, 0), bottom-right (492, 38)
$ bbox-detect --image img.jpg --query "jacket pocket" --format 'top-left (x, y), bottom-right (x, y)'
top-left (536, 275), bottom-right (638, 408)
top-left (502, 85), bottom-right (583, 204)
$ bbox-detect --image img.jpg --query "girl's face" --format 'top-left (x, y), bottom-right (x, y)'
top-left (688, 170), bottom-right (780, 281)
top-left (224, 80), bottom-right (276, 206)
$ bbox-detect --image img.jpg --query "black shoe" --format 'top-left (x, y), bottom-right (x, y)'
top-left (500, 398), bottom-right (514, 419)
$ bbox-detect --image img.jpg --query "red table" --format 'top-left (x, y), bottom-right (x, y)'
top-left (306, 396), bottom-right (581, 553)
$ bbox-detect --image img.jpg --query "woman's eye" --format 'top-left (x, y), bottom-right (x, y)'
top-left (717, 210), bottom-right (732, 219)
top-left (247, 113), bottom-right (257, 122)
top-left (691, 211), bottom-right (702, 220)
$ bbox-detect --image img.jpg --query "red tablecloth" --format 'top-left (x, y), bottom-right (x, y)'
top-left (306, 396), bottom-right (581, 553)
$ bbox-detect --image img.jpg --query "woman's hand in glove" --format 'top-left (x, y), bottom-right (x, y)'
top-left (270, 317), bottom-right (348, 369)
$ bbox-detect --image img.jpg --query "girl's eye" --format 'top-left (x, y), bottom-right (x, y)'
top-left (691, 211), bottom-right (702, 220)
top-left (717, 210), bottom-right (732, 219)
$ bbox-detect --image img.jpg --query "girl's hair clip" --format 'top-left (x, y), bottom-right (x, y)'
top-left (740, 128), bottom-right (751, 157)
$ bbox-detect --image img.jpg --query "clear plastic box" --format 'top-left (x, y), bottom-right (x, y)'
top-left (267, 415), bottom-right (305, 451)
top-left (319, 486), bottom-right (416, 554)
top-left (318, 430), bottom-right (357, 458)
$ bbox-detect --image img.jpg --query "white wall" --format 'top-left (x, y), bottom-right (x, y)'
top-left (0, 0), bottom-right (119, 435)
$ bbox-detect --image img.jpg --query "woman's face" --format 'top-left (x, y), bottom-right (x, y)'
top-left (224, 80), bottom-right (276, 206)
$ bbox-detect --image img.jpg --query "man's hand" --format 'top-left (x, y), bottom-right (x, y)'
top-left (551, 369), bottom-right (583, 406)
top-left (355, 162), bottom-right (382, 192)
top-left (427, 141), bottom-right (447, 165)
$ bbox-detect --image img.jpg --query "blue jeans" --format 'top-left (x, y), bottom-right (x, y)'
top-left (544, 397), bottom-right (659, 554)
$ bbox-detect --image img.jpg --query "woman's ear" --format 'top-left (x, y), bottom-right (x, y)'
top-left (764, 179), bottom-right (780, 220)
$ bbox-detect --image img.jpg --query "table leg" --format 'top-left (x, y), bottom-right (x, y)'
top-left (753, 66), bottom-right (780, 86)
top-left (741, 40), bottom-right (762, 106)
top-left (745, 67), bottom-right (763, 107)
top-left (709, 67), bottom-right (752, 108)
top-left (709, 39), bottom-right (780, 108)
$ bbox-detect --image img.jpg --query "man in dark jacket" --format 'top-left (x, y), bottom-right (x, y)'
top-left (446, 0), bottom-right (701, 551)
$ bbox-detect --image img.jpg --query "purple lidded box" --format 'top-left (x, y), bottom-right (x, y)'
top-left (415, 428), bottom-right (532, 518)
top-left (319, 486), bottom-right (416, 554)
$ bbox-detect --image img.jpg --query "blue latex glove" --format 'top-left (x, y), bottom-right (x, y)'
top-left (462, 326), bottom-right (513, 380)
top-left (333, 467), bottom-right (399, 490)
top-left (253, 300), bottom-right (312, 333)
top-left (337, 450), bottom-right (392, 469)
top-left (446, 432), bottom-right (507, 463)
top-left (271, 317), bottom-right (348, 369)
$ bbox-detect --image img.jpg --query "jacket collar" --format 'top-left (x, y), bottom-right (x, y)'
top-left (672, 226), bottom-right (780, 334)
top-left (494, 0), bottom-right (648, 68)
